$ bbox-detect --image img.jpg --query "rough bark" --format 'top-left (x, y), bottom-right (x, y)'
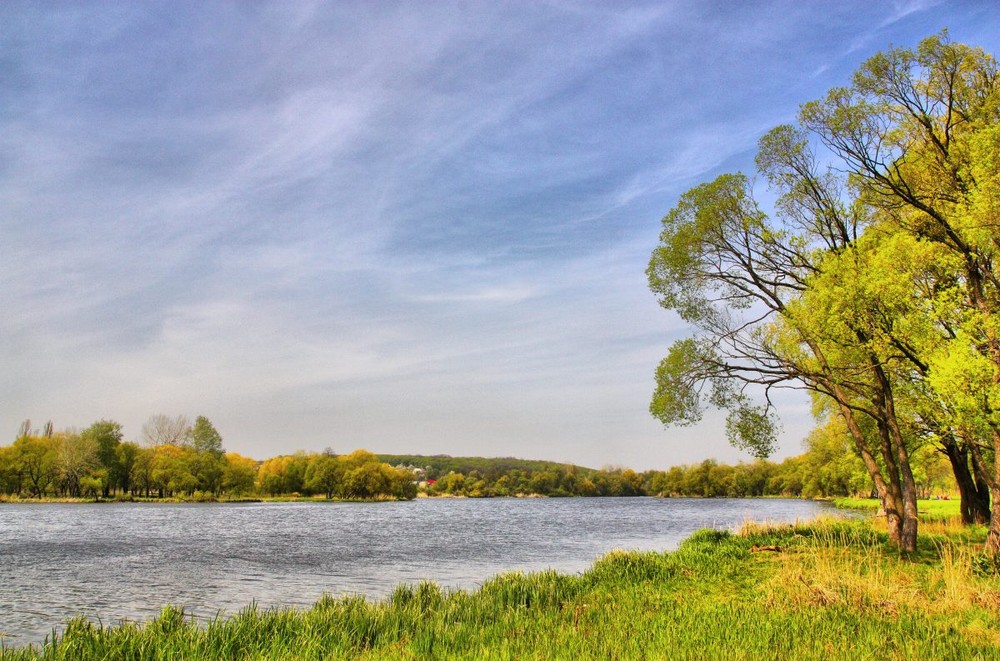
top-left (986, 428), bottom-right (1000, 554)
top-left (944, 440), bottom-right (991, 524)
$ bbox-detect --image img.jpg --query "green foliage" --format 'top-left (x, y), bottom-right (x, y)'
top-left (77, 474), bottom-right (103, 499)
top-left (81, 420), bottom-right (123, 497)
top-left (648, 32), bottom-right (1000, 551)
top-left (0, 426), bottom-right (895, 501)
top-left (189, 416), bottom-right (224, 458)
top-left (222, 453), bottom-right (257, 496)
top-left (303, 453), bottom-right (341, 499)
top-left (378, 454), bottom-right (583, 482)
top-left (11, 435), bottom-right (59, 497)
top-left (650, 339), bottom-right (706, 427)
top-left (341, 462), bottom-right (408, 500)
top-left (798, 417), bottom-right (871, 499)
top-left (724, 403), bottom-right (779, 459)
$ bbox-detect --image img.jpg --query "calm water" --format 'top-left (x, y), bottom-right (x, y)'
top-left (0, 497), bottom-right (831, 645)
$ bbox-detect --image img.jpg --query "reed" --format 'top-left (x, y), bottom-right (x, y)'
top-left (3, 517), bottom-right (998, 660)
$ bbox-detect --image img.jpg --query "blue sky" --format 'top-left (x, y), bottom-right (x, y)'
top-left (3, 1), bottom-right (998, 469)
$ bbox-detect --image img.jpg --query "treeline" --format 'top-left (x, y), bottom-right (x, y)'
top-left (382, 421), bottom-right (954, 499)
top-left (2, 414), bottom-right (956, 502)
top-left (0, 416), bottom-right (415, 501)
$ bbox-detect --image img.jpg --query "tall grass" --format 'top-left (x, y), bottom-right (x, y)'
top-left (3, 517), bottom-right (999, 660)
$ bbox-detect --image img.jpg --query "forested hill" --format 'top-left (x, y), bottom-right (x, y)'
top-left (375, 454), bottom-right (598, 481)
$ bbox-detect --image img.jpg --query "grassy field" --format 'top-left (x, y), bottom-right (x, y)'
top-left (833, 497), bottom-right (964, 522)
top-left (3, 510), bottom-right (999, 660)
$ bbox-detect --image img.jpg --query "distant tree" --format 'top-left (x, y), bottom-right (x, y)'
top-left (13, 435), bottom-right (59, 497)
top-left (799, 416), bottom-right (871, 498)
top-left (910, 445), bottom-right (955, 500)
top-left (133, 446), bottom-right (156, 497)
top-left (116, 442), bottom-right (141, 495)
top-left (257, 456), bottom-right (293, 496)
top-left (340, 463), bottom-right (415, 500)
top-left (81, 420), bottom-right (123, 497)
top-left (223, 453), bottom-right (258, 496)
top-left (284, 452), bottom-right (309, 494)
top-left (79, 474), bottom-right (104, 499)
top-left (304, 453), bottom-right (341, 499)
top-left (190, 451), bottom-right (226, 494)
top-left (151, 444), bottom-right (197, 497)
top-left (141, 414), bottom-right (191, 447)
top-left (437, 471), bottom-right (467, 496)
top-left (57, 431), bottom-right (98, 497)
top-left (339, 449), bottom-right (380, 471)
top-left (492, 474), bottom-right (512, 497)
top-left (0, 445), bottom-right (23, 494)
top-left (529, 470), bottom-right (558, 495)
top-left (189, 416), bottom-right (224, 457)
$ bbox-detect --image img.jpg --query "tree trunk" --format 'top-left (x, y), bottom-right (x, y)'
top-left (835, 399), bottom-right (905, 546)
top-left (876, 419), bottom-right (909, 550)
top-left (986, 429), bottom-right (1000, 554)
top-left (897, 452), bottom-right (919, 553)
top-left (987, 488), bottom-right (1000, 554)
top-left (882, 490), bottom-right (904, 549)
top-left (882, 384), bottom-right (918, 553)
top-left (945, 440), bottom-right (991, 524)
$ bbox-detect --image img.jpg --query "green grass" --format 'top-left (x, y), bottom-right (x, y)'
top-left (3, 516), bottom-right (999, 660)
top-left (833, 497), bottom-right (963, 522)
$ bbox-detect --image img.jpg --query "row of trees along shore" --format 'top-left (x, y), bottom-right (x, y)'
top-left (1, 410), bottom-right (957, 501)
top-left (647, 33), bottom-right (1000, 553)
top-left (382, 422), bottom-right (953, 498)
top-left (0, 416), bottom-right (416, 501)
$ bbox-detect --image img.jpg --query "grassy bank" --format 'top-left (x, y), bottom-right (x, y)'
top-left (3, 514), bottom-right (999, 660)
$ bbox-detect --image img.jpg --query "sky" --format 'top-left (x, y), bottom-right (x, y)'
top-left (2, 1), bottom-right (998, 471)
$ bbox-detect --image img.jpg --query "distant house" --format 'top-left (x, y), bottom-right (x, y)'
top-left (395, 464), bottom-right (426, 482)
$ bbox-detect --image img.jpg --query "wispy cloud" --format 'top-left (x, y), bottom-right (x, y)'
top-left (1, 0), bottom-right (992, 469)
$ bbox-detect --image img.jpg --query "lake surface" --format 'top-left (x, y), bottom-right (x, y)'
top-left (0, 497), bottom-right (832, 645)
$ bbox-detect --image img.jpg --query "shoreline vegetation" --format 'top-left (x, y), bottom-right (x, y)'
top-left (3, 502), bottom-right (998, 659)
top-left (2, 413), bottom-right (957, 504)
top-left (0, 425), bottom-right (957, 503)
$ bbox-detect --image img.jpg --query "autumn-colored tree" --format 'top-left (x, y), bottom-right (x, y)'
top-left (151, 444), bottom-right (197, 497)
top-left (223, 453), bottom-right (258, 496)
top-left (257, 455), bottom-right (294, 496)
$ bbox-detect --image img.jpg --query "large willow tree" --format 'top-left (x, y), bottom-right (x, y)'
top-left (648, 33), bottom-right (999, 553)
top-left (802, 33), bottom-right (1000, 550)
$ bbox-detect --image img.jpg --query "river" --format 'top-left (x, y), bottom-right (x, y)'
top-left (0, 497), bottom-right (833, 646)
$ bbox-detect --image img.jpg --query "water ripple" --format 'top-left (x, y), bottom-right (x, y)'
top-left (0, 497), bottom-right (831, 645)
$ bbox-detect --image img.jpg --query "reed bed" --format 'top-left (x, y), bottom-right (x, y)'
top-left (3, 517), bottom-right (999, 660)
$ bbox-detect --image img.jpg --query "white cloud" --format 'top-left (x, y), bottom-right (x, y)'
top-left (2, 0), bottom-right (992, 468)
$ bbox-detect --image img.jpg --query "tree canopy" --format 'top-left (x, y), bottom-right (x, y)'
top-left (648, 32), bottom-right (1000, 552)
